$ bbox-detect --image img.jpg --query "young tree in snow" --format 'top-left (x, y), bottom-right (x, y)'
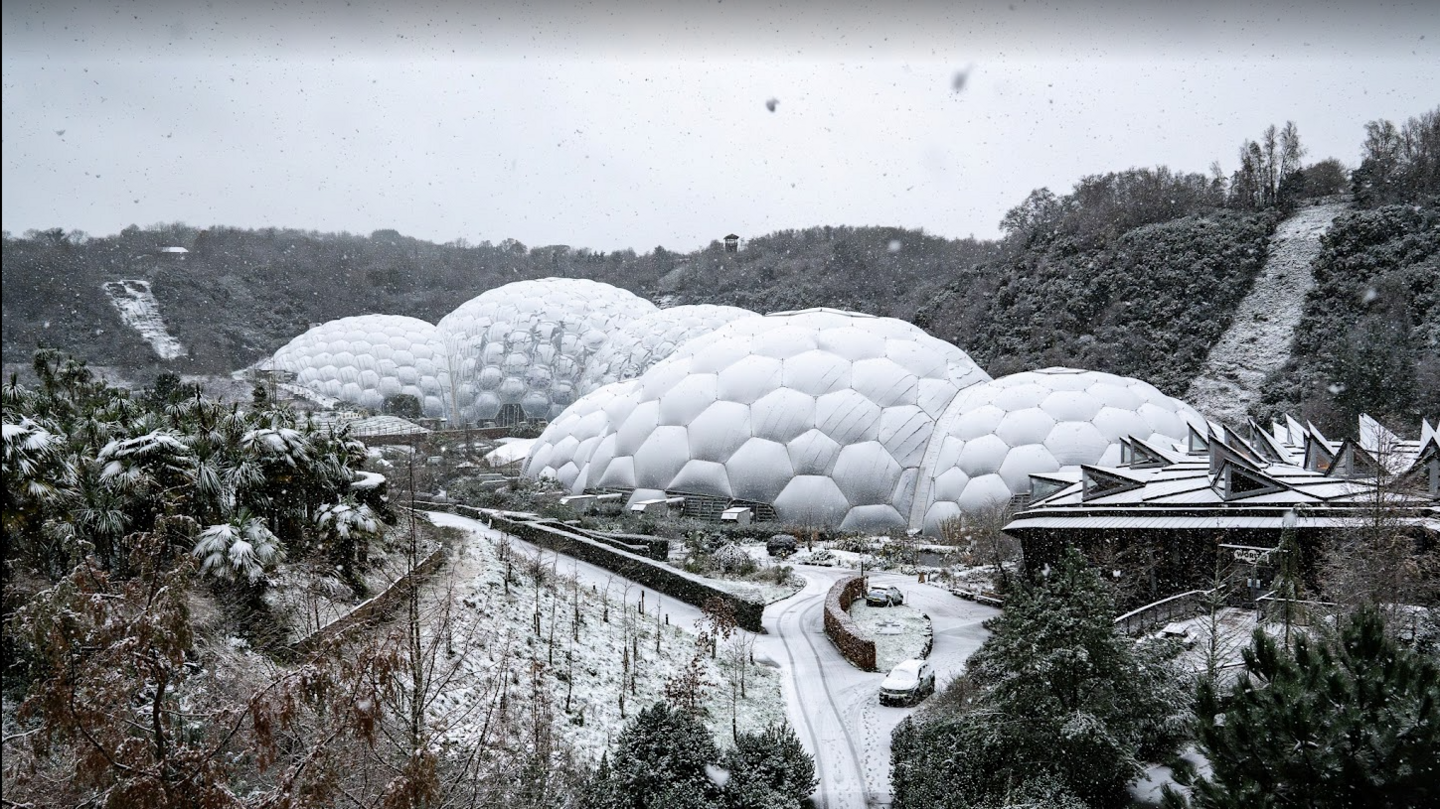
top-left (1163, 606), bottom-right (1440, 809)
top-left (583, 702), bottom-right (720, 809)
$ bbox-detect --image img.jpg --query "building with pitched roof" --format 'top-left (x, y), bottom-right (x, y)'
top-left (1004, 414), bottom-right (1439, 605)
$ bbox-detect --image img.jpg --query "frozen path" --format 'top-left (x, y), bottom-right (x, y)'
top-left (759, 568), bottom-right (997, 809)
top-left (1184, 202), bottom-right (1347, 425)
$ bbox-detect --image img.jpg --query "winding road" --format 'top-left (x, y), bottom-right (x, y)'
top-left (758, 567), bottom-right (997, 809)
top-left (425, 511), bottom-right (997, 808)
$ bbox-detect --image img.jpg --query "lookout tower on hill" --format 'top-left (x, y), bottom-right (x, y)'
top-left (723, 233), bottom-right (740, 253)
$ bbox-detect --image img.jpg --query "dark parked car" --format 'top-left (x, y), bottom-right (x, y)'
top-left (865, 585), bottom-right (904, 607)
top-left (880, 659), bottom-right (936, 706)
top-left (767, 534), bottom-right (798, 558)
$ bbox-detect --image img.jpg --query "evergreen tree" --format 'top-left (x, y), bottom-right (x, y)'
top-left (1164, 606), bottom-right (1440, 809)
top-left (892, 548), bottom-right (1188, 808)
top-left (722, 723), bottom-right (818, 809)
top-left (586, 702), bottom-right (721, 809)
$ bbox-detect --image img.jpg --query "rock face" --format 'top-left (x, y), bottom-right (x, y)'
top-left (1184, 202), bottom-right (1349, 426)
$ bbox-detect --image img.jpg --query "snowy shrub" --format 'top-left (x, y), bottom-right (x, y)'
top-left (721, 723), bottom-right (817, 809)
top-left (193, 512), bottom-right (285, 582)
top-left (713, 544), bottom-right (755, 576)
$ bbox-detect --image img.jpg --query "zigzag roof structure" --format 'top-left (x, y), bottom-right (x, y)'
top-left (1004, 414), bottom-right (1439, 535)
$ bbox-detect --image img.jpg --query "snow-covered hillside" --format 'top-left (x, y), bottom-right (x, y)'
top-left (1184, 202), bottom-right (1347, 424)
top-left (102, 279), bottom-right (187, 360)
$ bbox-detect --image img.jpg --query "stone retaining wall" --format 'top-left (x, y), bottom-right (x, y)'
top-left (289, 545), bottom-right (447, 657)
top-left (824, 575), bottom-right (877, 671)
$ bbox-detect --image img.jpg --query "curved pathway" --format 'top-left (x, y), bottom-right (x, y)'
top-left (757, 567), bottom-right (997, 808)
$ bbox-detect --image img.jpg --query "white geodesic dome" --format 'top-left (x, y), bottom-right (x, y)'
top-left (577, 304), bottom-right (759, 395)
top-left (528, 308), bottom-right (993, 531)
top-left (435, 278), bottom-right (657, 424)
top-left (523, 380), bottom-right (642, 491)
top-left (913, 367), bottom-right (1206, 533)
top-left (268, 315), bottom-right (448, 417)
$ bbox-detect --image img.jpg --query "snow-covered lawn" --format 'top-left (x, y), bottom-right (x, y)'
top-left (848, 601), bottom-right (932, 670)
top-left (425, 512), bottom-right (787, 760)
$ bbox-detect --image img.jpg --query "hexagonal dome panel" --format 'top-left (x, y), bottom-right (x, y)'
top-left (913, 367), bottom-right (1204, 533)
top-left (435, 278), bottom-right (656, 424)
top-left (269, 314), bottom-right (448, 417)
top-left (577, 304), bottom-right (757, 394)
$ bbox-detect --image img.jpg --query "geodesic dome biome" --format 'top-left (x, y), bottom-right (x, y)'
top-left (525, 308), bottom-right (993, 531)
top-left (578, 304), bottom-right (759, 395)
top-left (268, 315), bottom-right (449, 417)
top-left (913, 367), bottom-right (1205, 534)
top-left (435, 278), bottom-right (658, 424)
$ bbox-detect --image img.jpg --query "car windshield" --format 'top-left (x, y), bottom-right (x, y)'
top-left (887, 667), bottom-right (918, 685)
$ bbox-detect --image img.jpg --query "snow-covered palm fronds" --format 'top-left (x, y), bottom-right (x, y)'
top-left (193, 510), bottom-right (285, 582)
top-left (239, 427), bottom-right (312, 466)
top-left (97, 429), bottom-right (195, 497)
top-left (315, 501), bottom-right (380, 541)
top-left (2, 416), bottom-right (76, 505)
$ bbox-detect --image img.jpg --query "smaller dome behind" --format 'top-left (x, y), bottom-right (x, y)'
top-left (914, 367), bottom-right (1205, 534)
top-left (269, 314), bottom-right (448, 417)
top-left (577, 304), bottom-right (759, 395)
top-left (435, 278), bottom-right (657, 425)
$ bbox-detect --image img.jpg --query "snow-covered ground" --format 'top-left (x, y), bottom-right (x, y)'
top-left (101, 279), bottom-right (187, 359)
top-left (760, 568), bottom-right (998, 809)
top-left (848, 601), bottom-right (931, 672)
top-left (424, 511), bottom-right (787, 759)
top-left (1185, 202), bottom-right (1348, 424)
top-left (483, 437), bottom-right (535, 467)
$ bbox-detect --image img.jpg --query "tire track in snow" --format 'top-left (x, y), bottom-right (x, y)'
top-left (767, 578), bottom-right (871, 809)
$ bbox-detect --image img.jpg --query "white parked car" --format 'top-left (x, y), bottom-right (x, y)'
top-left (879, 659), bottom-right (936, 707)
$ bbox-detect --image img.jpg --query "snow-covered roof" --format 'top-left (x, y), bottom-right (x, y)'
top-left (1005, 414), bottom-right (1440, 537)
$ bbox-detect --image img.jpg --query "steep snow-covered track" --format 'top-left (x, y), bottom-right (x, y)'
top-left (1184, 202), bottom-right (1348, 424)
top-left (102, 279), bottom-right (187, 359)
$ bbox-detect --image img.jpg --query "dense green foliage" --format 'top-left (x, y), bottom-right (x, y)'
top-left (2, 349), bottom-right (387, 591)
top-left (582, 703), bottom-right (816, 809)
top-left (890, 549), bottom-right (1188, 808)
top-left (1257, 202), bottom-right (1439, 432)
top-left (919, 206), bottom-right (1277, 394)
top-left (1163, 607), bottom-right (1440, 809)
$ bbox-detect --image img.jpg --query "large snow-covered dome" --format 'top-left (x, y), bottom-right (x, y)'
top-left (578, 304), bottom-right (759, 395)
top-left (268, 315), bottom-right (448, 417)
top-left (435, 278), bottom-right (657, 424)
top-left (913, 367), bottom-right (1205, 533)
top-left (528, 308), bottom-right (993, 530)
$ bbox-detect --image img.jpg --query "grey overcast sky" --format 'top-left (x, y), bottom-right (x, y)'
top-left (3, 1), bottom-right (1436, 251)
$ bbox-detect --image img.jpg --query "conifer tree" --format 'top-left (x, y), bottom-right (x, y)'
top-left (1164, 606), bottom-right (1440, 809)
top-left (892, 547), bottom-right (1187, 808)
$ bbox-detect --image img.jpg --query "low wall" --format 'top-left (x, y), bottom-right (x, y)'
top-left (289, 545), bottom-right (447, 657)
top-left (428, 502), bottom-right (765, 632)
top-left (824, 575), bottom-right (877, 672)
